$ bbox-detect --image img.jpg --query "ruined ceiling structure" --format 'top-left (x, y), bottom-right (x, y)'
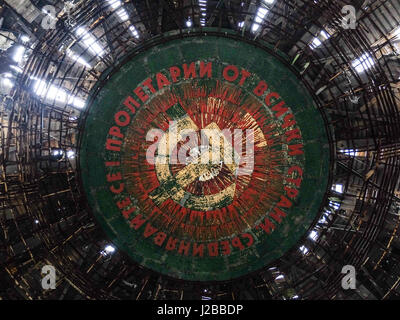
top-left (0, 0), bottom-right (400, 300)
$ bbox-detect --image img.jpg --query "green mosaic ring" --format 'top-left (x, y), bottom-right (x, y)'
top-left (80, 31), bottom-right (330, 281)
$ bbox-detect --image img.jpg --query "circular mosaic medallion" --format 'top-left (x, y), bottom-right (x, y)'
top-left (80, 31), bottom-right (330, 281)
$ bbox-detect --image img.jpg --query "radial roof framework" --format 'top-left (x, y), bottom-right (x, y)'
top-left (0, 0), bottom-right (400, 300)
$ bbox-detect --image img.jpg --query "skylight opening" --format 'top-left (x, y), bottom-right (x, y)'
top-left (339, 149), bottom-right (357, 156)
top-left (310, 37), bottom-right (322, 49)
top-left (129, 26), bottom-right (140, 38)
top-left (309, 230), bottom-right (319, 241)
top-left (107, 0), bottom-right (140, 39)
top-left (68, 95), bottom-right (86, 109)
top-left (320, 30), bottom-right (330, 40)
top-left (34, 80), bottom-right (68, 103)
top-left (32, 79), bottom-right (86, 109)
top-left (116, 8), bottom-right (129, 21)
top-left (352, 53), bottom-right (375, 73)
top-left (199, 0), bottom-right (207, 27)
top-left (101, 244), bottom-right (117, 256)
top-left (319, 209), bottom-right (333, 226)
top-left (76, 27), bottom-right (105, 57)
top-left (332, 184), bottom-right (344, 194)
top-left (252, 23), bottom-right (260, 32)
top-left (108, 0), bottom-right (121, 9)
top-left (309, 30), bottom-right (330, 49)
top-left (104, 245), bottom-right (116, 253)
top-left (299, 245), bottom-right (309, 255)
top-left (318, 215), bottom-right (328, 225)
top-left (257, 7), bottom-right (268, 18)
top-left (67, 150), bottom-right (76, 159)
top-left (1, 77), bottom-right (14, 89)
top-left (66, 49), bottom-right (91, 68)
top-left (51, 149), bottom-right (63, 157)
top-left (20, 35), bottom-right (30, 43)
top-left (329, 200), bottom-right (341, 210)
top-left (12, 45), bottom-right (25, 64)
top-left (10, 65), bottom-right (23, 73)
top-left (251, 6), bottom-right (269, 33)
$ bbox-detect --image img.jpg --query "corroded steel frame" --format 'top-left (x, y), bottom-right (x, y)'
top-left (0, 0), bottom-right (399, 300)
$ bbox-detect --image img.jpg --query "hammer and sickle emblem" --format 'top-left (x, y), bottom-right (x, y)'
top-left (149, 104), bottom-right (239, 211)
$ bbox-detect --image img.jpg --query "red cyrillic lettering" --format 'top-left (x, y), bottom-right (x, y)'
top-left (277, 195), bottom-right (292, 208)
top-left (208, 242), bottom-right (218, 257)
top-left (220, 241), bottom-right (231, 255)
top-left (254, 81), bottom-right (268, 96)
top-left (231, 237), bottom-right (245, 250)
top-left (123, 96), bottom-right (140, 113)
top-left (239, 69), bottom-right (251, 86)
top-left (107, 172), bottom-right (122, 182)
top-left (258, 217), bottom-right (275, 234)
top-left (130, 214), bottom-right (146, 230)
top-left (143, 223), bottom-right (158, 238)
top-left (183, 62), bottom-right (197, 79)
top-left (199, 61), bottom-right (212, 78)
top-left (154, 232), bottom-right (167, 246)
top-left (285, 128), bottom-right (302, 143)
top-left (134, 86), bottom-right (149, 102)
top-left (242, 233), bottom-right (254, 247)
top-left (288, 144), bottom-right (304, 156)
top-left (178, 240), bottom-right (191, 256)
top-left (165, 237), bottom-right (178, 251)
top-left (117, 197), bottom-right (131, 209)
top-left (114, 111), bottom-right (131, 127)
top-left (156, 73), bottom-right (171, 90)
top-left (269, 207), bottom-right (286, 223)
top-left (192, 243), bottom-right (204, 257)
top-left (108, 126), bottom-right (123, 139)
top-left (170, 66), bottom-right (181, 82)
top-left (106, 139), bottom-right (122, 152)
top-left (223, 65), bottom-right (239, 82)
